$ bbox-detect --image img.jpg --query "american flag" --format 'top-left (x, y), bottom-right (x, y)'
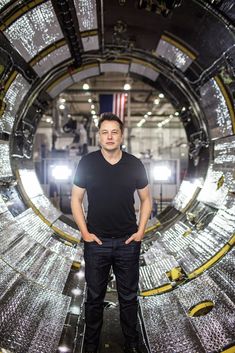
top-left (99, 94), bottom-right (126, 122)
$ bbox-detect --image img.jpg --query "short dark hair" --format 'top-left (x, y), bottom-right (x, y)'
top-left (98, 112), bottom-right (124, 132)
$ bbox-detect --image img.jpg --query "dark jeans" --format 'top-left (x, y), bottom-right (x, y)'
top-left (83, 235), bottom-right (141, 352)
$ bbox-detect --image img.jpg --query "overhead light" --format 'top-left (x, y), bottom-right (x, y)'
top-left (147, 111), bottom-right (152, 115)
top-left (83, 83), bottom-right (90, 90)
top-left (93, 115), bottom-right (97, 119)
top-left (91, 110), bottom-right (96, 115)
top-left (182, 106), bottom-right (186, 112)
top-left (154, 98), bottom-right (160, 105)
top-left (59, 97), bottom-right (66, 103)
top-left (46, 118), bottom-right (52, 123)
top-left (51, 165), bottom-right (72, 181)
top-left (59, 104), bottom-right (65, 110)
top-left (91, 104), bottom-right (95, 109)
top-left (88, 98), bottom-right (92, 103)
top-left (144, 114), bottom-right (148, 118)
top-left (137, 118), bottom-right (146, 127)
top-left (175, 111), bottom-right (179, 116)
top-left (157, 122), bottom-right (162, 128)
top-left (159, 93), bottom-right (164, 99)
top-left (124, 83), bottom-right (131, 90)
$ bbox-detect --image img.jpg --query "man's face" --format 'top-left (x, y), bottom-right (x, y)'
top-left (99, 120), bottom-right (123, 151)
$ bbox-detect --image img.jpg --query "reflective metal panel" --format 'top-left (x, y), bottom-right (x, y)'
top-left (200, 78), bottom-right (233, 139)
top-left (172, 180), bottom-right (201, 211)
top-left (4, 2), bottom-right (63, 62)
top-left (52, 218), bottom-right (81, 241)
top-left (0, 74), bottom-right (30, 134)
top-left (82, 35), bottom-right (99, 51)
top-left (18, 168), bottom-right (44, 198)
top-left (130, 62), bottom-right (159, 81)
top-left (0, 260), bottom-right (71, 353)
top-left (33, 45), bottom-right (70, 77)
top-left (197, 165), bottom-right (231, 208)
top-left (0, 195), bottom-right (8, 214)
top-left (0, 141), bottom-right (12, 177)
top-left (156, 39), bottom-right (193, 72)
top-left (72, 66), bottom-right (100, 83)
top-left (0, 0), bottom-right (11, 10)
top-left (47, 76), bottom-right (74, 98)
top-left (100, 63), bottom-right (129, 73)
top-left (74, 0), bottom-right (97, 32)
top-left (31, 194), bottom-right (62, 224)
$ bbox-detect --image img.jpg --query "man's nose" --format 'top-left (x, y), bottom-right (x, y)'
top-left (107, 133), bottom-right (113, 139)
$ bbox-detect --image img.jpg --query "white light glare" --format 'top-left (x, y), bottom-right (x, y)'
top-left (59, 104), bottom-right (65, 110)
top-left (88, 98), bottom-right (92, 103)
top-left (124, 83), bottom-right (131, 90)
top-left (51, 165), bottom-right (72, 181)
top-left (57, 345), bottom-right (70, 353)
top-left (83, 83), bottom-right (90, 90)
top-left (175, 111), bottom-right (179, 116)
top-left (59, 97), bottom-right (66, 103)
top-left (147, 111), bottom-right (152, 115)
top-left (91, 110), bottom-right (96, 115)
top-left (153, 165), bottom-right (171, 181)
top-left (154, 98), bottom-right (160, 105)
top-left (71, 288), bottom-right (82, 296)
top-left (91, 104), bottom-right (95, 109)
top-left (159, 93), bottom-right (164, 99)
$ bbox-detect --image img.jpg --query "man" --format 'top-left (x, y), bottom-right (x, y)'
top-left (71, 113), bottom-right (152, 353)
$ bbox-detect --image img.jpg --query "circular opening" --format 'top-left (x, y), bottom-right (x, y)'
top-left (188, 300), bottom-right (215, 317)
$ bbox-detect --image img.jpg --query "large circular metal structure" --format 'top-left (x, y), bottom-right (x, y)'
top-left (0, 1), bottom-right (235, 353)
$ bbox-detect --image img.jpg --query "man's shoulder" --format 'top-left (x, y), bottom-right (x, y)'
top-left (81, 150), bottom-right (100, 162)
top-left (123, 151), bottom-right (143, 164)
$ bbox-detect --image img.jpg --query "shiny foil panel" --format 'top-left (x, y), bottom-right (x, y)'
top-left (140, 271), bottom-right (234, 352)
top-left (197, 164), bottom-right (232, 209)
top-left (4, 2), bottom-right (63, 62)
top-left (16, 208), bottom-right (81, 262)
top-left (31, 194), bottom-right (62, 224)
top-left (156, 39), bottom-right (193, 72)
top-left (0, 141), bottom-right (12, 177)
top-left (74, 0), bottom-right (97, 32)
top-left (173, 180), bottom-right (201, 211)
top-left (18, 168), bottom-right (44, 198)
top-left (33, 45), bottom-right (70, 77)
top-left (214, 135), bottom-right (235, 168)
top-left (100, 63), bottom-right (129, 73)
top-left (47, 75), bottom-right (74, 98)
top-left (130, 62), bottom-right (159, 81)
top-left (0, 259), bottom-right (71, 353)
top-left (0, 195), bottom-right (8, 214)
top-left (214, 136), bottom-right (235, 191)
top-left (72, 66), bottom-right (100, 83)
top-left (0, 74), bottom-right (30, 134)
top-left (53, 218), bottom-right (81, 241)
top-left (81, 35), bottom-right (99, 51)
top-left (0, 0), bottom-right (11, 10)
top-left (200, 79), bottom-right (233, 139)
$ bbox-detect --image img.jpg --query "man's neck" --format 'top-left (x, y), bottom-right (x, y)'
top-left (101, 148), bottom-right (122, 162)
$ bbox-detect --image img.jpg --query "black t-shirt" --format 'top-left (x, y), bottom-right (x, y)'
top-left (73, 150), bottom-right (148, 238)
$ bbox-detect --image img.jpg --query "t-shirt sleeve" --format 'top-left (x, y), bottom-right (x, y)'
top-left (136, 160), bottom-right (148, 189)
top-left (73, 157), bottom-right (87, 188)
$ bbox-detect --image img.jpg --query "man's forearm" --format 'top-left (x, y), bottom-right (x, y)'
top-left (71, 201), bottom-right (89, 237)
top-left (138, 198), bottom-right (152, 235)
